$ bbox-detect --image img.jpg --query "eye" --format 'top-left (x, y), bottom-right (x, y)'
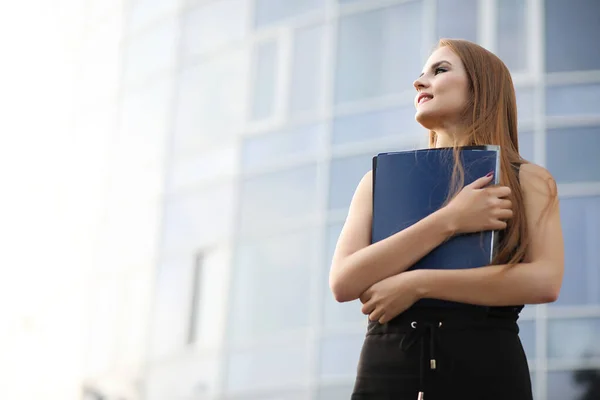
top-left (434, 67), bottom-right (447, 75)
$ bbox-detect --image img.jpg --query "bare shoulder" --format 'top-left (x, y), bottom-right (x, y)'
top-left (518, 162), bottom-right (558, 199)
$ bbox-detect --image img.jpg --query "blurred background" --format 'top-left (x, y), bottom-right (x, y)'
top-left (1, 0), bottom-right (599, 399)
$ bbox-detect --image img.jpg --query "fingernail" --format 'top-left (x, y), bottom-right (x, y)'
top-left (486, 171), bottom-right (494, 177)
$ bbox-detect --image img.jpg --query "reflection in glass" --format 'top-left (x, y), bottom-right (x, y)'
top-left (548, 318), bottom-right (600, 359)
top-left (128, 0), bottom-right (179, 32)
top-left (547, 370), bottom-right (589, 400)
top-left (229, 231), bottom-right (317, 344)
top-left (167, 146), bottom-right (238, 193)
top-left (149, 257), bottom-right (193, 359)
top-left (497, 0), bottom-right (527, 71)
top-left (515, 87), bottom-right (535, 123)
top-left (254, 0), bottom-right (325, 28)
top-left (317, 385), bottom-right (354, 400)
top-left (291, 23), bottom-right (326, 115)
top-left (553, 196), bottom-right (600, 306)
top-left (545, 0), bottom-right (600, 72)
top-left (242, 124), bottom-right (324, 170)
top-left (546, 84), bottom-right (600, 117)
top-left (123, 18), bottom-right (178, 86)
top-left (182, 0), bottom-right (247, 59)
top-left (517, 319), bottom-right (535, 360)
top-left (162, 183), bottom-right (236, 253)
top-left (119, 78), bottom-right (172, 165)
top-left (239, 165), bottom-right (319, 232)
top-left (145, 352), bottom-right (221, 399)
top-left (335, 2), bottom-right (422, 103)
top-left (518, 131), bottom-right (534, 161)
top-left (319, 334), bottom-right (364, 378)
top-left (436, 0), bottom-right (478, 43)
top-left (251, 41), bottom-right (278, 120)
top-left (546, 126), bottom-right (600, 183)
top-left (173, 50), bottom-right (247, 155)
top-left (328, 154), bottom-right (372, 211)
top-left (332, 107), bottom-right (422, 146)
top-left (226, 341), bottom-right (310, 392)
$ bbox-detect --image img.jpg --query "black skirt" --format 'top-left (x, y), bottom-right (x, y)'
top-left (351, 306), bottom-right (533, 400)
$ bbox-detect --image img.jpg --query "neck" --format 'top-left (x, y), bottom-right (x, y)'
top-left (433, 127), bottom-right (468, 148)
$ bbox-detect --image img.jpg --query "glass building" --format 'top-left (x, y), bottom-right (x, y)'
top-left (80, 0), bottom-right (600, 399)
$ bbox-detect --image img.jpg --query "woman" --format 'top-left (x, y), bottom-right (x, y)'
top-left (329, 39), bottom-right (564, 399)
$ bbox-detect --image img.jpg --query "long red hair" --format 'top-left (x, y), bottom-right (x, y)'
top-left (429, 39), bottom-right (553, 266)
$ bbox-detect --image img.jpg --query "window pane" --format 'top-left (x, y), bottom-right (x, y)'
top-left (323, 223), bottom-right (366, 327)
top-left (319, 334), bottom-right (364, 378)
top-left (191, 247), bottom-right (230, 349)
top-left (332, 107), bottom-right (423, 146)
top-left (496, 0), bottom-right (527, 72)
top-left (149, 256), bottom-right (193, 359)
top-left (291, 23), bottom-right (326, 115)
top-left (182, 0), bottom-right (248, 59)
top-left (254, 0), bottom-right (325, 28)
top-left (173, 50), bottom-right (247, 155)
top-left (547, 370), bottom-right (590, 400)
top-left (335, 2), bottom-right (423, 103)
top-left (553, 196), bottom-right (600, 306)
top-left (517, 319), bottom-right (535, 360)
top-left (123, 18), bottom-right (178, 86)
top-left (546, 84), bottom-right (600, 117)
top-left (546, 126), bottom-right (600, 183)
top-left (251, 41), bottom-right (278, 120)
top-left (328, 154), bottom-right (372, 211)
top-left (436, 0), bottom-right (478, 43)
top-left (548, 318), bottom-right (600, 359)
top-left (119, 77), bottom-right (173, 165)
top-left (128, 0), bottom-right (180, 32)
top-left (545, 0), bottom-right (600, 73)
top-left (226, 343), bottom-right (310, 392)
top-left (239, 165), bottom-right (319, 232)
top-left (167, 146), bottom-right (238, 193)
top-left (229, 230), bottom-right (316, 344)
top-left (145, 352), bottom-right (220, 400)
top-left (317, 385), bottom-right (354, 400)
top-left (242, 124), bottom-right (324, 170)
top-left (516, 87), bottom-right (535, 122)
top-left (518, 130), bottom-right (533, 161)
top-left (162, 183), bottom-right (236, 253)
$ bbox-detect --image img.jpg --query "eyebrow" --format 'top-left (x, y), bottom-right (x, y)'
top-left (419, 60), bottom-right (452, 77)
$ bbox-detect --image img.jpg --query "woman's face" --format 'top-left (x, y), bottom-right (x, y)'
top-left (413, 46), bottom-right (470, 130)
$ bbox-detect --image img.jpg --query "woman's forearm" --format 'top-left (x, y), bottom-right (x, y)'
top-left (331, 207), bottom-right (456, 302)
top-left (412, 261), bottom-right (562, 306)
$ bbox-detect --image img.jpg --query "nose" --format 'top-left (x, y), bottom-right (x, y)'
top-left (413, 76), bottom-right (428, 91)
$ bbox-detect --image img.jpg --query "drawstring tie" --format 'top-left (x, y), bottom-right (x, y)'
top-left (399, 320), bottom-right (443, 400)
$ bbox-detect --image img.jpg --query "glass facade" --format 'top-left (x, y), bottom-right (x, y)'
top-left (109, 0), bottom-right (600, 399)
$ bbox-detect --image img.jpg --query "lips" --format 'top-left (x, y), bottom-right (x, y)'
top-left (417, 93), bottom-right (433, 104)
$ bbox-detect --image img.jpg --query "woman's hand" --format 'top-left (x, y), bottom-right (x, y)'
top-left (443, 172), bottom-right (513, 234)
top-left (360, 271), bottom-right (422, 324)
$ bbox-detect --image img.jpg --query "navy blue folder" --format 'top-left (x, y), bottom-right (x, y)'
top-left (372, 145), bottom-right (501, 307)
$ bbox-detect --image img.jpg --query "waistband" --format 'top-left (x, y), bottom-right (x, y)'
top-left (365, 306), bottom-right (519, 399)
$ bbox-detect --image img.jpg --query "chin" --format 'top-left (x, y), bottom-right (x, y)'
top-left (414, 110), bottom-right (439, 130)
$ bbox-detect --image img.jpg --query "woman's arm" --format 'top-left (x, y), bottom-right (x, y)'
top-left (411, 164), bottom-right (564, 305)
top-left (329, 170), bottom-right (467, 303)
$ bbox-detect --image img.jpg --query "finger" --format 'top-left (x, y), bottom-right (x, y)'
top-left (378, 313), bottom-right (387, 325)
top-left (495, 208), bottom-right (513, 220)
top-left (487, 185), bottom-right (511, 198)
top-left (497, 199), bottom-right (512, 210)
top-left (491, 219), bottom-right (508, 230)
top-left (468, 172), bottom-right (494, 189)
top-left (359, 290), bottom-right (372, 304)
top-left (369, 308), bottom-right (383, 322)
top-left (362, 301), bottom-right (376, 316)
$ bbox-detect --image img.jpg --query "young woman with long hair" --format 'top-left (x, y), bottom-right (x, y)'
top-left (329, 39), bottom-right (564, 399)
